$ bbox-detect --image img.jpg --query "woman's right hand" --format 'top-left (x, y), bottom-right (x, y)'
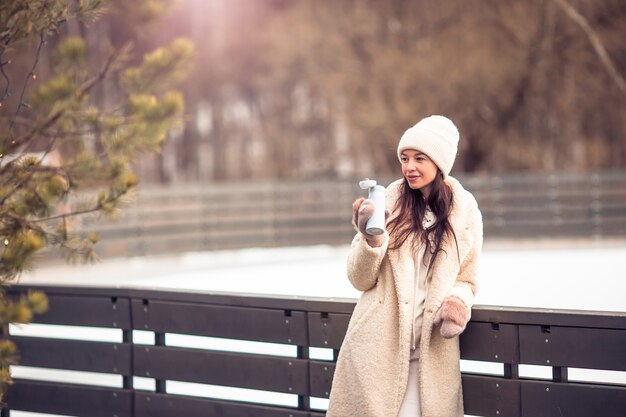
top-left (352, 198), bottom-right (386, 247)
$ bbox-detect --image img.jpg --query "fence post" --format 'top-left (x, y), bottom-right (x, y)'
top-left (297, 345), bottom-right (310, 411)
top-left (155, 332), bottom-right (167, 393)
top-left (123, 327), bottom-right (133, 390)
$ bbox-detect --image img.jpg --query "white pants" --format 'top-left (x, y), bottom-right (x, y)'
top-left (397, 360), bottom-right (421, 417)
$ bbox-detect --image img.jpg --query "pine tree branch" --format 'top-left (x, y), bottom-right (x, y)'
top-left (0, 45), bottom-right (125, 202)
top-left (37, 111), bottom-right (146, 139)
top-left (54, 236), bottom-right (95, 260)
top-left (77, 45), bottom-right (124, 101)
top-left (0, 132), bottom-right (60, 206)
top-left (550, 0), bottom-right (626, 96)
top-left (7, 45), bottom-right (123, 152)
top-left (5, 32), bottom-right (46, 146)
top-left (30, 206), bottom-right (103, 224)
top-left (6, 112), bottom-right (67, 158)
top-left (0, 53), bottom-right (10, 102)
top-left (0, 212), bottom-right (88, 260)
top-left (0, 3), bottom-right (30, 54)
top-left (1, 164), bottom-right (66, 176)
top-left (0, 172), bottom-right (34, 207)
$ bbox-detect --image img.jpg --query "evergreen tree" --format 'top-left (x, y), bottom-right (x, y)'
top-left (0, 0), bottom-right (194, 399)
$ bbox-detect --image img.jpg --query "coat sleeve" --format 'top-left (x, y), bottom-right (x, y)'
top-left (346, 232), bottom-right (389, 292)
top-left (446, 203), bottom-right (483, 317)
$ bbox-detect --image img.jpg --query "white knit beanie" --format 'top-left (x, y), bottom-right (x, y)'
top-left (397, 115), bottom-right (460, 177)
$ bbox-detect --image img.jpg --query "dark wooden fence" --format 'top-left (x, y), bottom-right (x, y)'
top-left (6, 284), bottom-right (626, 417)
top-left (72, 171), bottom-right (626, 259)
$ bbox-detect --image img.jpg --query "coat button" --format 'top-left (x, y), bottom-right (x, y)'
top-left (404, 300), bottom-right (409, 305)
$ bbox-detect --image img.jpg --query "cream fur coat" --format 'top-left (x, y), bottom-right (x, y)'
top-left (327, 176), bottom-right (483, 417)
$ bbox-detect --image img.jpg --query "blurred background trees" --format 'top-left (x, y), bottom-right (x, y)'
top-left (135, 0), bottom-right (625, 182)
top-left (1, 0), bottom-right (622, 282)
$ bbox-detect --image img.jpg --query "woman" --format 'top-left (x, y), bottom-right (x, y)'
top-left (327, 115), bottom-right (483, 417)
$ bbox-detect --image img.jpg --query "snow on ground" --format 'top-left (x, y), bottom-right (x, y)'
top-left (18, 238), bottom-right (626, 312)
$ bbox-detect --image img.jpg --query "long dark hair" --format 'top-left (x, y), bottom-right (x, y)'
top-left (387, 172), bottom-right (457, 265)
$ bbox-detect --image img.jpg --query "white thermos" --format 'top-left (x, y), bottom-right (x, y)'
top-left (359, 178), bottom-right (386, 235)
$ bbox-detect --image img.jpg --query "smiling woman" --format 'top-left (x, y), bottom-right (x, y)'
top-left (328, 115), bottom-right (483, 417)
top-left (399, 150), bottom-right (439, 196)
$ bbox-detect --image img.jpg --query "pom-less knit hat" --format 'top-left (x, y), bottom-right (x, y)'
top-left (397, 115), bottom-right (459, 177)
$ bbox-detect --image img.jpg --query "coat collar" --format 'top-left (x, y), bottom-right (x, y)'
top-left (385, 176), bottom-right (476, 309)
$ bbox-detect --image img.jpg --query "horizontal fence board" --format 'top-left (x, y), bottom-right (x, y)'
top-left (483, 225), bottom-right (623, 237)
top-left (134, 392), bottom-right (311, 417)
top-left (92, 216), bottom-right (351, 240)
top-left (470, 305), bottom-right (626, 330)
top-left (13, 336), bottom-right (131, 375)
top-left (95, 197), bottom-right (350, 217)
top-left (132, 300), bottom-right (307, 345)
top-left (6, 379), bottom-right (132, 417)
top-left (308, 312), bottom-right (351, 349)
top-left (309, 361), bottom-right (335, 399)
top-left (7, 291), bottom-right (131, 329)
top-left (519, 325), bottom-right (626, 371)
top-left (460, 322), bottom-right (519, 363)
top-left (461, 374), bottom-right (521, 417)
top-left (133, 346), bottom-right (309, 394)
top-left (520, 380), bottom-right (626, 417)
top-left (131, 287), bottom-right (356, 314)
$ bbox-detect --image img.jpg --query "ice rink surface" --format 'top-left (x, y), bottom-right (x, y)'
top-left (18, 238), bottom-right (626, 312)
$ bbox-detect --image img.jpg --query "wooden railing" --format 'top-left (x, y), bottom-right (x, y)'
top-left (5, 284), bottom-right (626, 417)
top-left (70, 171), bottom-right (626, 259)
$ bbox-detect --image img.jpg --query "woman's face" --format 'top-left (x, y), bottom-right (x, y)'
top-left (400, 149), bottom-right (439, 197)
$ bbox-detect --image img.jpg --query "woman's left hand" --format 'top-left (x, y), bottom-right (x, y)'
top-left (434, 296), bottom-right (469, 339)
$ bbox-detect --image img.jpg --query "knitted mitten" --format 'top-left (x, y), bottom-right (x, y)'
top-left (434, 296), bottom-right (469, 339)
